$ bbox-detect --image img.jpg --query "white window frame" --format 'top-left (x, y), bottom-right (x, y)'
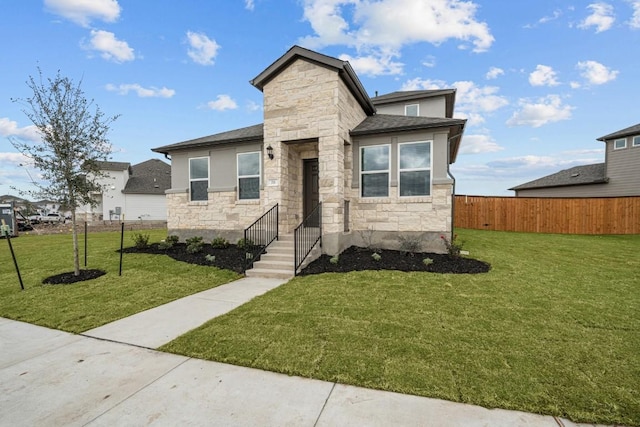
top-left (405, 104), bottom-right (419, 117)
top-left (189, 157), bottom-right (209, 201)
top-left (237, 151), bottom-right (261, 200)
top-left (633, 136), bottom-right (640, 147)
top-left (398, 141), bottom-right (432, 197)
top-left (360, 144), bottom-right (390, 198)
top-left (614, 138), bottom-right (627, 150)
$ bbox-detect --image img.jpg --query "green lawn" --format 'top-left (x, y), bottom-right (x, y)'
top-left (0, 229), bottom-right (239, 332)
top-left (161, 230), bottom-right (640, 426)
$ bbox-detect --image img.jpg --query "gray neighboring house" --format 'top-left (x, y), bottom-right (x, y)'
top-left (510, 123), bottom-right (640, 197)
top-left (152, 45), bottom-right (466, 255)
top-left (79, 159), bottom-right (171, 221)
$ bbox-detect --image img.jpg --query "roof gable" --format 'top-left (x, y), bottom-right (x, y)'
top-left (123, 159), bottom-right (171, 194)
top-left (152, 124), bottom-right (263, 155)
top-left (250, 45), bottom-right (375, 115)
top-left (371, 90), bottom-right (457, 118)
top-left (509, 163), bottom-right (607, 191)
top-left (597, 123), bottom-right (640, 141)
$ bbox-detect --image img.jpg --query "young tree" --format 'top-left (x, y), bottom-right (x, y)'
top-left (11, 69), bottom-right (119, 276)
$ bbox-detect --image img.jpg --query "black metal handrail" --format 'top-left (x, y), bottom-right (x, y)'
top-left (242, 203), bottom-right (278, 274)
top-left (294, 202), bottom-right (322, 276)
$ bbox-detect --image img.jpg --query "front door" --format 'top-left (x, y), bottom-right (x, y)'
top-left (303, 158), bottom-right (319, 225)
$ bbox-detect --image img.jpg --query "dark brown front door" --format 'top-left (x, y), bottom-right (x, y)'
top-left (303, 158), bottom-right (319, 225)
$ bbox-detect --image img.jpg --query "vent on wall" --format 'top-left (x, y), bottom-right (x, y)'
top-left (570, 173), bottom-right (580, 178)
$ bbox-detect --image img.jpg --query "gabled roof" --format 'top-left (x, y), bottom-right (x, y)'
top-left (597, 123), bottom-right (640, 141)
top-left (371, 90), bottom-right (457, 118)
top-left (95, 161), bottom-right (131, 171)
top-left (250, 45), bottom-right (376, 116)
top-left (351, 114), bottom-right (466, 163)
top-left (123, 159), bottom-right (171, 195)
top-left (509, 163), bottom-right (607, 191)
top-left (152, 124), bottom-right (263, 155)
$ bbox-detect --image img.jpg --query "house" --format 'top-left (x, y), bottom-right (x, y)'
top-left (510, 123), bottom-right (640, 197)
top-left (152, 46), bottom-right (466, 258)
top-left (78, 159), bottom-right (171, 221)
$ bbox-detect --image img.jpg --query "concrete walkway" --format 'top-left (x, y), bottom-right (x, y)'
top-left (0, 277), bottom-right (612, 426)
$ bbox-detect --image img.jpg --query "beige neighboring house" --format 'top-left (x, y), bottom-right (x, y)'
top-left (152, 46), bottom-right (466, 258)
top-left (79, 159), bottom-right (171, 221)
top-left (510, 123), bottom-right (640, 197)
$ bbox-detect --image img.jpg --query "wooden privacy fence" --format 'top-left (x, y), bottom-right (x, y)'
top-left (454, 195), bottom-right (640, 235)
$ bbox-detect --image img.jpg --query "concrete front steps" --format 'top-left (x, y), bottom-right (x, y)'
top-left (245, 234), bottom-right (295, 279)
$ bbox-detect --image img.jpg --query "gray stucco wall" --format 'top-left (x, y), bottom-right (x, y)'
top-left (375, 97), bottom-right (446, 117)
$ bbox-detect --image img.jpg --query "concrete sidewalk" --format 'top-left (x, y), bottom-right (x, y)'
top-left (83, 276), bottom-right (287, 348)
top-left (1, 319), bottom-right (604, 427)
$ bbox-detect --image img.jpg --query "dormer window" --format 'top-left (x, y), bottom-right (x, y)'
top-left (614, 138), bottom-right (627, 150)
top-left (405, 104), bottom-right (419, 117)
top-left (633, 136), bottom-right (640, 147)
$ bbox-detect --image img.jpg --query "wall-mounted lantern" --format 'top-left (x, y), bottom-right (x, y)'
top-left (266, 145), bottom-right (274, 160)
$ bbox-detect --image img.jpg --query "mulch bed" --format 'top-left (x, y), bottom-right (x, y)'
top-left (299, 246), bottom-right (490, 275)
top-left (43, 269), bottom-right (107, 285)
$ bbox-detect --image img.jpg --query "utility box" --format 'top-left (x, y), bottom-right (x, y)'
top-left (0, 202), bottom-right (18, 237)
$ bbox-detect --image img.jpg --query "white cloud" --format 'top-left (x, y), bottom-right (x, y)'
top-left (186, 31), bottom-right (220, 66)
top-left (459, 134), bottom-right (504, 155)
top-left (44, 0), bottom-right (120, 27)
top-left (628, 0), bottom-right (640, 28)
top-left (0, 152), bottom-right (31, 165)
top-left (245, 0), bottom-right (255, 11)
top-left (578, 2), bottom-right (615, 32)
top-left (299, 0), bottom-right (494, 65)
top-left (105, 83), bottom-right (175, 98)
top-left (402, 78), bottom-right (508, 126)
top-left (0, 118), bottom-right (40, 141)
top-left (339, 51), bottom-right (403, 76)
top-left (524, 9), bottom-right (562, 28)
top-left (206, 95), bottom-right (238, 111)
top-left (485, 66), bottom-right (504, 80)
top-left (422, 55), bottom-right (436, 68)
top-left (246, 100), bottom-right (262, 112)
top-left (507, 95), bottom-right (573, 128)
top-left (529, 64), bottom-right (560, 87)
top-left (576, 60), bottom-right (619, 84)
top-left (86, 30), bottom-right (135, 63)
top-left (569, 81), bottom-right (581, 89)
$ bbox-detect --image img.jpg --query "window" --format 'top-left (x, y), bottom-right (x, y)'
top-left (633, 136), bottom-right (640, 147)
top-left (237, 152), bottom-right (261, 200)
top-left (189, 157), bottom-right (209, 201)
top-left (361, 145), bottom-right (390, 197)
top-left (614, 138), bottom-right (627, 150)
top-left (399, 142), bottom-right (431, 197)
top-left (405, 104), bottom-right (419, 117)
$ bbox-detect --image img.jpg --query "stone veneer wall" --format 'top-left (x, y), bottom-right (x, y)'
top-left (166, 190), bottom-right (262, 241)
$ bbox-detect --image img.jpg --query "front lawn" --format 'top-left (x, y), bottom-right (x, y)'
top-left (0, 229), bottom-right (239, 332)
top-left (161, 230), bottom-right (640, 426)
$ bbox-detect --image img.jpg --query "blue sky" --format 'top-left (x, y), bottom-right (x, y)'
top-left (1, 0), bottom-right (638, 197)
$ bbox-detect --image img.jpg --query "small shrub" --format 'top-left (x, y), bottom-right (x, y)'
top-left (211, 237), bottom-right (229, 249)
top-left (441, 234), bottom-right (464, 257)
top-left (397, 234), bottom-right (421, 255)
top-left (157, 240), bottom-right (173, 250)
top-left (131, 232), bottom-right (150, 249)
top-left (371, 252), bottom-right (382, 262)
top-left (423, 257), bottom-right (434, 266)
top-left (237, 238), bottom-right (254, 249)
top-left (205, 254), bottom-right (216, 263)
top-left (166, 235), bottom-right (179, 244)
top-left (185, 236), bottom-right (204, 254)
top-left (329, 255), bottom-right (339, 265)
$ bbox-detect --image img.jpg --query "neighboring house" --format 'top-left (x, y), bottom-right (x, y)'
top-left (510, 123), bottom-right (640, 197)
top-left (78, 159), bottom-right (171, 221)
top-left (152, 46), bottom-right (466, 255)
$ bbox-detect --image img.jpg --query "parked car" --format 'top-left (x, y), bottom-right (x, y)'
top-left (28, 214), bottom-right (41, 224)
top-left (41, 213), bottom-right (64, 223)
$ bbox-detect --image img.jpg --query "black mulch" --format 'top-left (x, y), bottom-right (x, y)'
top-left (43, 269), bottom-right (107, 285)
top-left (298, 246), bottom-right (491, 275)
top-left (124, 243), bottom-right (490, 275)
top-left (122, 243), bottom-right (250, 273)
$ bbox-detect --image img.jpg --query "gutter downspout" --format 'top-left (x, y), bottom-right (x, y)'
top-left (447, 133), bottom-right (463, 242)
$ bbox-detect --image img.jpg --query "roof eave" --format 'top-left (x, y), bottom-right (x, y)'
top-left (152, 135), bottom-right (263, 155)
top-left (509, 178), bottom-right (609, 191)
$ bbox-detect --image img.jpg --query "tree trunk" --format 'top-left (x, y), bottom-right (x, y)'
top-left (72, 210), bottom-right (80, 276)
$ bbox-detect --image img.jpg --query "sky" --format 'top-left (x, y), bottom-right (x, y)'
top-left (1, 0), bottom-right (639, 197)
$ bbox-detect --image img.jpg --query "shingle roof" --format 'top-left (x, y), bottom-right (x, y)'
top-left (152, 124), bottom-right (264, 154)
top-left (95, 161), bottom-right (131, 171)
top-left (122, 159), bottom-right (171, 194)
top-left (597, 123), bottom-right (640, 141)
top-left (509, 163), bottom-right (607, 191)
top-left (351, 114), bottom-right (466, 163)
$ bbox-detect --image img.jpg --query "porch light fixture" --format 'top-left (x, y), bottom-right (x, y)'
top-left (266, 145), bottom-right (274, 160)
